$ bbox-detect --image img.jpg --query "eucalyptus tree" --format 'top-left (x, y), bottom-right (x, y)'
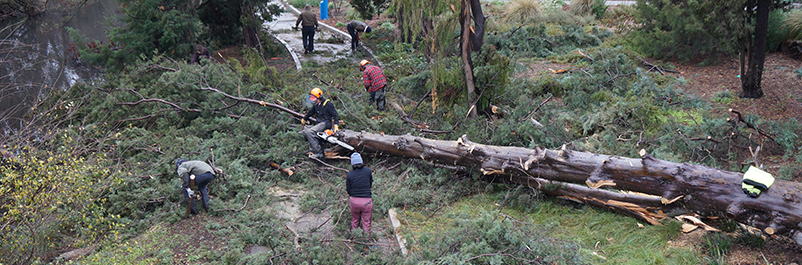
top-left (389, 0), bottom-right (490, 117)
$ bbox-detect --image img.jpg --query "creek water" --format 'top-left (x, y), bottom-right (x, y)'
top-left (0, 0), bottom-right (117, 133)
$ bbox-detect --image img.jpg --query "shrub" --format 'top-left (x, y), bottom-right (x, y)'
top-left (0, 144), bottom-right (123, 264)
top-left (503, 0), bottom-right (542, 25)
top-left (349, 0), bottom-right (384, 20)
top-left (570, 0), bottom-right (607, 18)
top-left (767, 9), bottom-right (790, 51)
top-left (628, 1), bottom-right (717, 62)
top-left (785, 8), bottom-right (802, 40)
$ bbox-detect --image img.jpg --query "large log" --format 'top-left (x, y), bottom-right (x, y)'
top-left (337, 130), bottom-right (802, 245)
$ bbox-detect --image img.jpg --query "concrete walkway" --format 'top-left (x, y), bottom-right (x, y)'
top-left (262, 0), bottom-right (382, 71)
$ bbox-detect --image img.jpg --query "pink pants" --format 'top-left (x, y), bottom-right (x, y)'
top-left (350, 197), bottom-right (373, 233)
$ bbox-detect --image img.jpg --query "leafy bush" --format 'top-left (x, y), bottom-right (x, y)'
top-left (349, 0), bottom-right (385, 20)
top-left (591, 0), bottom-right (607, 19)
top-left (109, 0), bottom-right (200, 67)
top-left (198, 0), bottom-right (244, 46)
top-left (767, 9), bottom-right (790, 52)
top-left (628, 0), bottom-right (718, 62)
top-left (0, 145), bottom-right (122, 264)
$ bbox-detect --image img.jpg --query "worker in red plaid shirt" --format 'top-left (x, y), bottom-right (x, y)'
top-left (360, 60), bottom-right (386, 111)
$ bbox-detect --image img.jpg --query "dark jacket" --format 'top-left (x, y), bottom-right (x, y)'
top-left (296, 10), bottom-right (318, 28)
top-left (303, 97), bottom-right (339, 127)
top-left (346, 167), bottom-right (373, 198)
top-left (348, 20), bottom-right (368, 32)
top-left (177, 160), bottom-right (214, 188)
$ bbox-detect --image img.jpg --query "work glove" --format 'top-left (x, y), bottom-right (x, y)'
top-left (186, 188), bottom-right (194, 197)
top-left (742, 183), bottom-right (761, 198)
top-left (301, 119), bottom-right (307, 126)
top-left (332, 125), bottom-right (339, 133)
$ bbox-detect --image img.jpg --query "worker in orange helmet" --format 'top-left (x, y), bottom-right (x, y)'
top-left (301, 87), bottom-right (340, 159)
top-left (359, 60), bottom-right (386, 111)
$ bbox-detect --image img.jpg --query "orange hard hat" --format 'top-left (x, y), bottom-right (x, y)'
top-left (310, 87), bottom-right (323, 98)
top-left (359, 60), bottom-right (370, 67)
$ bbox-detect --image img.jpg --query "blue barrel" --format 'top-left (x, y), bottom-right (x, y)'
top-left (320, 0), bottom-right (328, 20)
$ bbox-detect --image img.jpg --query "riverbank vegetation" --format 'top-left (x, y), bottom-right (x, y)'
top-left (2, 0), bottom-right (802, 264)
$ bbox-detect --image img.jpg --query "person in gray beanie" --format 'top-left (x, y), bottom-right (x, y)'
top-left (346, 152), bottom-right (373, 234)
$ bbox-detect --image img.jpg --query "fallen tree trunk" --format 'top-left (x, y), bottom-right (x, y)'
top-left (171, 90), bottom-right (802, 245)
top-left (337, 130), bottom-right (802, 245)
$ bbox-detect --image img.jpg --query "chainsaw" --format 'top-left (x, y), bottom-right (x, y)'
top-left (316, 129), bottom-right (354, 151)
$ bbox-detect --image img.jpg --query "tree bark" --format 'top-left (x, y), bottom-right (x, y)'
top-left (240, 0), bottom-right (260, 48)
top-left (468, 0), bottom-right (485, 51)
top-left (337, 130), bottom-right (802, 246)
top-left (459, 0), bottom-right (477, 118)
top-left (740, 0), bottom-right (769, 99)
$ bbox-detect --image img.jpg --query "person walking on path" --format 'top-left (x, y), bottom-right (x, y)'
top-left (346, 20), bottom-right (371, 52)
top-left (295, 4), bottom-right (319, 54)
top-left (360, 60), bottom-right (387, 111)
top-left (176, 159), bottom-right (216, 214)
top-left (301, 88), bottom-right (340, 159)
top-left (346, 152), bottom-right (373, 234)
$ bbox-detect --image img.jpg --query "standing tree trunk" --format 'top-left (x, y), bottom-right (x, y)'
top-left (459, 0), bottom-right (477, 118)
top-left (468, 0), bottom-right (485, 51)
top-left (338, 130), bottom-right (802, 246)
top-left (240, 0), bottom-right (259, 48)
top-left (459, 0), bottom-right (486, 118)
top-left (740, 0), bottom-right (769, 99)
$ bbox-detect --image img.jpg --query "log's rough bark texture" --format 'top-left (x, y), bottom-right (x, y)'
top-left (338, 130), bottom-right (802, 245)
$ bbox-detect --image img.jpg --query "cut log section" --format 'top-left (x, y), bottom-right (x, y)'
top-left (335, 130), bottom-right (802, 246)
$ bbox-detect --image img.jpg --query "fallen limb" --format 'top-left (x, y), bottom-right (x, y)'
top-left (391, 102), bottom-right (430, 130)
top-left (284, 224), bottom-right (301, 251)
top-left (636, 55), bottom-right (681, 74)
top-left (270, 162), bottom-right (295, 176)
top-left (728, 108), bottom-right (776, 142)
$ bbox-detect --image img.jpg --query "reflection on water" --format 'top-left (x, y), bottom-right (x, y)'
top-left (0, 0), bottom-right (118, 133)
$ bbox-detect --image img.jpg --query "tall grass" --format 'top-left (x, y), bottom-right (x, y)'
top-left (503, 0), bottom-right (542, 25)
top-left (785, 9), bottom-right (802, 40)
